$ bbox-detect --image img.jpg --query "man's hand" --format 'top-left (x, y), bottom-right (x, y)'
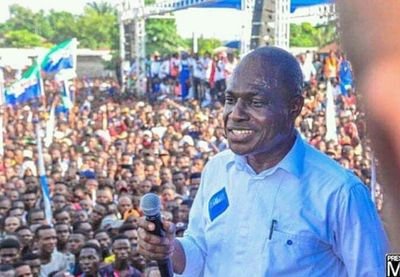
top-left (137, 217), bottom-right (176, 261)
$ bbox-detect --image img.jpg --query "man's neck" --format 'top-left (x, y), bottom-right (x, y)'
top-left (114, 260), bottom-right (129, 271)
top-left (247, 131), bottom-right (297, 174)
top-left (39, 250), bottom-right (52, 264)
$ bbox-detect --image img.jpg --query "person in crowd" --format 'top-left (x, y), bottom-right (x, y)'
top-left (78, 243), bottom-right (103, 277)
top-left (0, 237), bottom-right (21, 265)
top-left (36, 225), bottom-right (69, 277)
top-left (14, 261), bottom-right (34, 277)
top-left (99, 235), bottom-right (141, 276)
top-left (137, 46), bottom-right (388, 276)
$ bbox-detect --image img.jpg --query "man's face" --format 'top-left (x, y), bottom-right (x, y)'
top-left (118, 197), bottom-right (132, 215)
top-left (38, 228), bottom-right (57, 254)
top-left (30, 211), bottom-right (46, 225)
top-left (53, 195), bottom-right (67, 211)
top-left (18, 228), bottom-right (33, 246)
top-left (55, 211), bottom-right (71, 225)
top-left (223, 56), bottom-right (299, 157)
top-left (79, 248), bottom-right (100, 274)
top-left (4, 216), bottom-right (20, 233)
top-left (0, 247), bottom-right (19, 265)
top-left (96, 189), bottom-right (112, 205)
top-left (112, 239), bottom-right (131, 261)
top-left (25, 259), bottom-right (41, 277)
top-left (55, 224), bottom-right (71, 244)
top-left (67, 234), bottom-right (85, 255)
top-left (15, 265), bottom-right (33, 277)
top-left (123, 229), bottom-right (138, 248)
top-left (0, 199), bottom-right (11, 216)
top-left (91, 205), bottom-right (106, 224)
top-left (95, 232), bottom-right (111, 249)
top-left (23, 193), bottom-right (36, 209)
top-left (178, 204), bottom-right (190, 223)
top-left (172, 173), bottom-right (186, 188)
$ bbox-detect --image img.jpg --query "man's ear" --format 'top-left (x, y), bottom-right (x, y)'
top-left (289, 96), bottom-right (304, 120)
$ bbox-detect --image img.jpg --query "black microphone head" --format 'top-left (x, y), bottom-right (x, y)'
top-left (140, 193), bottom-right (161, 217)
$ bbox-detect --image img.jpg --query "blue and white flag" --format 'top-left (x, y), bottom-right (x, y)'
top-left (5, 62), bottom-right (42, 105)
top-left (41, 38), bottom-right (77, 73)
top-left (35, 121), bottom-right (52, 224)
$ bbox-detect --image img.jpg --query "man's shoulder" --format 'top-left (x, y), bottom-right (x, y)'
top-left (302, 142), bottom-right (362, 188)
top-left (205, 149), bottom-right (235, 168)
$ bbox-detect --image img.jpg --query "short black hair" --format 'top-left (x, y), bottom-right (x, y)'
top-left (112, 234), bottom-right (129, 243)
top-left (80, 242), bottom-right (102, 257)
top-left (35, 225), bottom-right (54, 239)
top-left (0, 264), bottom-right (14, 272)
top-left (15, 225), bottom-right (31, 233)
top-left (118, 223), bottom-right (137, 234)
top-left (21, 253), bottom-right (40, 261)
top-left (13, 261), bottom-right (28, 269)
top-left (0, 238), bottom-right (20, 250)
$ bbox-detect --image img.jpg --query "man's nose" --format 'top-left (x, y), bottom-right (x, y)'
top-left (230, 99), bottom-right (249, 121)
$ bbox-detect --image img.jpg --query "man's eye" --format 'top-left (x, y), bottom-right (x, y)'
top-left (225, 96), bottom-right (236, 105)
top-left (251, 100), bottom-right (266, 107)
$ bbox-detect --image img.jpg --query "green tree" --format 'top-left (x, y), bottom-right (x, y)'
top-left (145, 18), bottom-right (187, 55)
top-left (47, 11), bottom-right (79, 43)
top-left (290, 22), bottom-right (338, 47)
top-left (3, 30), bottom-right (46, 48)
top-left (77, 5), bottom-right (118, 49)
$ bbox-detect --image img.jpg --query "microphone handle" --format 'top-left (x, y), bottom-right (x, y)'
top-left (146, 214), bottom-right (174, 277)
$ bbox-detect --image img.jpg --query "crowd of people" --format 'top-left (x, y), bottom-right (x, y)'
top-left (0, 47), bottom-right (380, 276)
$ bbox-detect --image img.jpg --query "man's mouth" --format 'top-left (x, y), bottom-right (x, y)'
top-left (228, 129), bottom-right (255, 140)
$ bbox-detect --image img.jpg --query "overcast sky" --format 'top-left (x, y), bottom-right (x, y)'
top-left (0, 0), bottom-right (245, 40)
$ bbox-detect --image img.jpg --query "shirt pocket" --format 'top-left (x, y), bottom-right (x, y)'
top-left (266, 228), bottom-right (330, 267)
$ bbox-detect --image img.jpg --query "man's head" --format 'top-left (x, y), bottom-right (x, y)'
top-left (118, 223), bottom-right (138, 248)
top-left (118, 195), bottom-right (133, 216)
top-left (4, 215), bottom-right (21, 234)
top-left (55, 223), bottom-right (71, 245)
top-left (66, 231), bottom-right (86, 255)
top-left (54, 181), bottom-right (68, 196)
top-left (27, 208), bottom-right (46, 225)
top-left (22, 253), bottom-right (41, 277)
top-left (52, 194), bottom-right (67, 211)
top-left (96, 186), bottom-right (113, 204)
top-left (35, 225), bottom-right (57, 255)
top-left (22, 190), bottom-right (37, 210)
top-left (54, 209), bottom-right (71, 225)
top-left (14, 262), bottom-right (33, 277)
top-left (223, 47), bottom-right (303, 158)
top-left (0, 196), bottom-right (11, 216)
top-left (0, 264), bottom-right (15, 277)
top-left (0, 238), bottom-right (20, 265)
top-left (112, 235), bottom-right (131, 262)
top-left (16, 226), bottom-right (33, 247)
top-left (91, 204), bottom-right (107, 225)
top-left (94, 230), bottom-right (111, 250)
top-left (78, 243), bottom-right (102, 275)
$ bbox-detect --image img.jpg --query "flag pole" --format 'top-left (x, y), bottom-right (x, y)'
top-left (30, 56), bottom-right (52, 225)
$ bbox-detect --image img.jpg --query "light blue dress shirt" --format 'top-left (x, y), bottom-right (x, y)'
top-left (177, 135), bottom-right (388, 276)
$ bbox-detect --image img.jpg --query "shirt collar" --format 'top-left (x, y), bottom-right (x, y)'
top-left (228, 132), bottom-right (305, 180)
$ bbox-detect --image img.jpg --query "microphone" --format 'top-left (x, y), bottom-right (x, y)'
top-left (140, 193), bottom-right (174, 277)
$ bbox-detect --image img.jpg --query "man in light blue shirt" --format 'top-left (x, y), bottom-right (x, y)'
top-left (137, 46), bottom-right (388, 276)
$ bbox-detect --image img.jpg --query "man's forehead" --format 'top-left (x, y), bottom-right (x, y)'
top-left (80, 248), bottom-right (97, 256)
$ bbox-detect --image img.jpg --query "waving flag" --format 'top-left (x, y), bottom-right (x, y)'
top-left (5, 62), bottom-right (42, 105)
top-left (41, 38), bottom-right (77, 73)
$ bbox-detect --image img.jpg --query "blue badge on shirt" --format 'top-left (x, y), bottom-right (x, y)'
top-left (209, 187), bottom-right (229, 222)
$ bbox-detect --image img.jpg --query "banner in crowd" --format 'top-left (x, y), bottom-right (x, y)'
top-left (4, 61), bottom-right (42, 106)
top-left (41, 38), bottom-right (77, 73)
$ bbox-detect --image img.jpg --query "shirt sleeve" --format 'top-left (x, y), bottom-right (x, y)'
top-left (175, 168), bottom-right (208, 277)
top-left (332, 181), bottom-right (389, 276)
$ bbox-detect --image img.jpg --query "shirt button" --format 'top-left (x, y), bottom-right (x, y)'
top-left (287, 240), bottom-right (293, 245)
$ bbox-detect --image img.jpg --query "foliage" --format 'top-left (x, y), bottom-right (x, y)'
top-left (3, 29), bottom-right (47, 48)
top-left (290, 21), bottom-right (337, 47)
top-left (145, 18), bottom-right (188, 55)
top-left (0, 2), bottom-right (186, 57)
